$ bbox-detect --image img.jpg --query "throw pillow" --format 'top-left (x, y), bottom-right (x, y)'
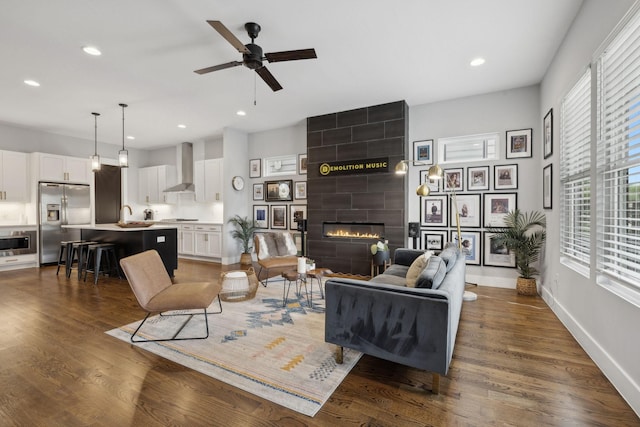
top-left (273, 233), bottom-right (288, 256)
top-left (282, 232), bottom-right (298, 256)
top-left (255, 234), bottom-right (270, 260)
top-left (264, 233), bottom-right (279, 258)
top-left (405, 251), bottom-right (433, 287)
top-left (439, 247), bottom-right (458, 272)
top-left (415, 256), bottom-right (447, 289)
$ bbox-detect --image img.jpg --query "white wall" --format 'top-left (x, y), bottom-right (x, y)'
top-left (408, 85), bottom-right (540, 287)
top-left (540, 0), bottom-right (640, 415)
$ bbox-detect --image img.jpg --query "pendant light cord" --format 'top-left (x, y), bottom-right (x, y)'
top-left (119, 103), bottom-right (128, 149)
top-left (92, 112), bottom-right (100, 154)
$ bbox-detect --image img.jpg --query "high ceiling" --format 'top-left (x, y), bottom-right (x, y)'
top-left (0, 0), bottom-right (583, 150)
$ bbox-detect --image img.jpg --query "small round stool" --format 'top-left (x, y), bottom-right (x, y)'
top-left (219, 268), bottom-right (259, 302)
top-left (281, 269), bottom-right (308, 307)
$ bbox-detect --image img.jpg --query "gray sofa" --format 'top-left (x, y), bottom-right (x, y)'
top-left (324, 246), bottom-right (466, 393)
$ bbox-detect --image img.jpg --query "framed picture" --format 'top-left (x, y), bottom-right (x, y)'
top-left (298, 153), bottom-right (308, 175)
top-left (253, 205), bottom-right (269, 229)
top-left (506, 128), bottom-right (532, 159)
top-left (543, 163), bottom-right (553, 209)
top-left (289, 205), bottom-right (307, 230)
top-left (265, 179), bottom-right (293, 202)
top-left (467, 166), bottom-right (490, 191)
top-left (444, 168), bottom-right (463, 192)
top-left (422, 230), bottom-right (448, 251)
top-left (484, 232), bottom-right (516, 268)
top-left (264, 155), bottom-right (297, 177)
top-left (421, 195), bottom-right (448, 227)
top-left (494, 164), bottom-right (518, 190)
top-left (249, 159), bottom-right (261, 178)
top-left (413, 139), bottom-right (434, 164)
top-left (270, 205), bottom-right (287, 229)
top-left (544, 108), bottom-right (553, 159)
top-left (451, 230), bottom-right (481, 265)
top-left (294, 181), bottom-right (307, 200)
top-left (484, 193), bottom-right (517, 227)
top-left (451, 194), bottom-right (481, 228)
top-left (419, 170), bottom-right (442, 193)
top-left (252, 183), bottom-right (264, 201)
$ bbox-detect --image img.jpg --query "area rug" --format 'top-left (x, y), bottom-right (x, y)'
top-left (106, 281), bottom-right (362, 417)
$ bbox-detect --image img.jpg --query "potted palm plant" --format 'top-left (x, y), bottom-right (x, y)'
top-left (487, 209), bottom-right (546, 295)
top-left (228, 215), bottom-right (259, 265)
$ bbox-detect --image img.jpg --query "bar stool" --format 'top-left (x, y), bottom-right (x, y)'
top-left (83, 243), bottom-right (120, 285)
top-left (67, 241), bottom-right (97, 279)
top-left (56, 240), bottom-right (82, 277)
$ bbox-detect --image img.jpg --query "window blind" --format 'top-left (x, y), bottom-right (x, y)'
top-left (560, 69), bottom-right (591, 269)
top-left (597, 9), bottom-right (640, 291)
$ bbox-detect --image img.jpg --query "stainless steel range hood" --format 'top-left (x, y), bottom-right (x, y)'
top-left (164, 142), bottom-right (195, 192)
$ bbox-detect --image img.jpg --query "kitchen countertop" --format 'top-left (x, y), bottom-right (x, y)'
top-left (157, 220), bottom-right (223, 225)
top-left (63, 223), bottom-right (179, 232)
top-left (0, 224), bottom-right (37, 229)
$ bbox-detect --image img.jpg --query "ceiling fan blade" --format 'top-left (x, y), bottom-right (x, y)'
top-left (265, 48), bottom-right (317, 63)
top-left (207, 20), bottom-right (250, 54)
top-left (194, 61), bottom-right (243, 75)
top-left (255, 67), bottom-right (283, 91)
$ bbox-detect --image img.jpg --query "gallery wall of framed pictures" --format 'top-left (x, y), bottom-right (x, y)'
top-left (417, 161), bottom-right (521, 268)
top-left (249, 154), bottom-right (308, 233)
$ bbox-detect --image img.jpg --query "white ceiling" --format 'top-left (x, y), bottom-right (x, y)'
top-left (0, 0), bottom-right (583, 150)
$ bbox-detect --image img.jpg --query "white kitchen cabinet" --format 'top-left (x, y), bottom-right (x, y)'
top-left (138, 165), bottom-right (177, 204)
top-left (194, 158), bottom-right (223, 203)
top-left (179, 224), bottom-right (195, 255)
top-left (37, 153), bottom-right (91, 184)
top-left (194, 224), bottom-right (222, 258)
top-left (0, 150), bottom-right (29, 202)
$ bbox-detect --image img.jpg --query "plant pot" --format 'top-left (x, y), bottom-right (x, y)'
top-left (240, 253), bottom-right (253, 266)
top-left (516, 277), bottom-right (537, 296)
top-left (372, 250), bottom-right (390, 266)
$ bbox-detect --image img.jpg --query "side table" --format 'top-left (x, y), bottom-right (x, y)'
top-left (305, 268), bottom-right (332, 308)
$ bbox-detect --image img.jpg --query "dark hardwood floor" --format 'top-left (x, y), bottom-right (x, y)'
top-left (0, 260), bottom-right (638, 426)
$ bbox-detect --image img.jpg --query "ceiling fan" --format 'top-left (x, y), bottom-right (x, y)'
top-left (194, 21), bottom-right (317, 91)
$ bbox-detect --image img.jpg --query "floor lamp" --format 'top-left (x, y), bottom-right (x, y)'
top-left (411, 164), bottom-right (478, 302)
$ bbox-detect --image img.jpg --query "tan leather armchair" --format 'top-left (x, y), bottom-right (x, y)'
top-left (254, 232), bottom-right (299, 286)
top-left (120, 250), bottom-right (222, 342)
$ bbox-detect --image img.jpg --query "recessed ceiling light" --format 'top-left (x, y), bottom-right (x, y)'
top-left (82, 46), bottom-right (102, 56)
top-left (177, 124), bottom-right (187, 129)
top-left (237, 110), bottom-right (246, 116)
top-left (470, 57), bottom-right (486, 67)
top-left (24, 79), bottom-right (40, 87)
top-left (127, 136), bottom-right (135, 140)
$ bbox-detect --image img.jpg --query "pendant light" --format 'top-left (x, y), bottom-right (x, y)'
top-left (118, 103), bottom-right (129, 168)
top-left (90, 112), bottom-right (101, 172)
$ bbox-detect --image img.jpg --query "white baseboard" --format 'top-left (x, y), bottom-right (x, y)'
top-left (540, 286), bottom-right (640, 417)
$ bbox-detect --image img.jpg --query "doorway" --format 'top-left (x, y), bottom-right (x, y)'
top-left (95, 165), bottom-right (122, 224)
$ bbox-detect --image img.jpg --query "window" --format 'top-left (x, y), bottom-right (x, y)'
top-left (560, 68), bottom-right (591, 275)
top-left (437, 132), bottom-right (498, 164)
top-left (596, 9), bottom-right (640, 298)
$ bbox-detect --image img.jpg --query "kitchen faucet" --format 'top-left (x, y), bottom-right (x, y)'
top-left (118, 205), bottom-right (133, 225)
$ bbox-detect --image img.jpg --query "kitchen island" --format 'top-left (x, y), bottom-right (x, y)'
top-left (64, 224), bottom-right (178, 276)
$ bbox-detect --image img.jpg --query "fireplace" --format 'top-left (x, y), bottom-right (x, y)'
top-left (322, 222), bottom-right (385, 240)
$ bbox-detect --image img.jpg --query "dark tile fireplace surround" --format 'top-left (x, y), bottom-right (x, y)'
top-left (306, 100), bottom-right (408, 276)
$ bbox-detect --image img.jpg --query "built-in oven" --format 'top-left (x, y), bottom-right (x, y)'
top-left (0, 230), bottom-right (37, 256)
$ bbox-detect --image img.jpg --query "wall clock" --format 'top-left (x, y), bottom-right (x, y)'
top-left (232, 176), bottom-right (245, 191)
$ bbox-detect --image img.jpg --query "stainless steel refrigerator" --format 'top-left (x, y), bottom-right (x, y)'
top-left (39, 182), bottom-right (91, 264)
